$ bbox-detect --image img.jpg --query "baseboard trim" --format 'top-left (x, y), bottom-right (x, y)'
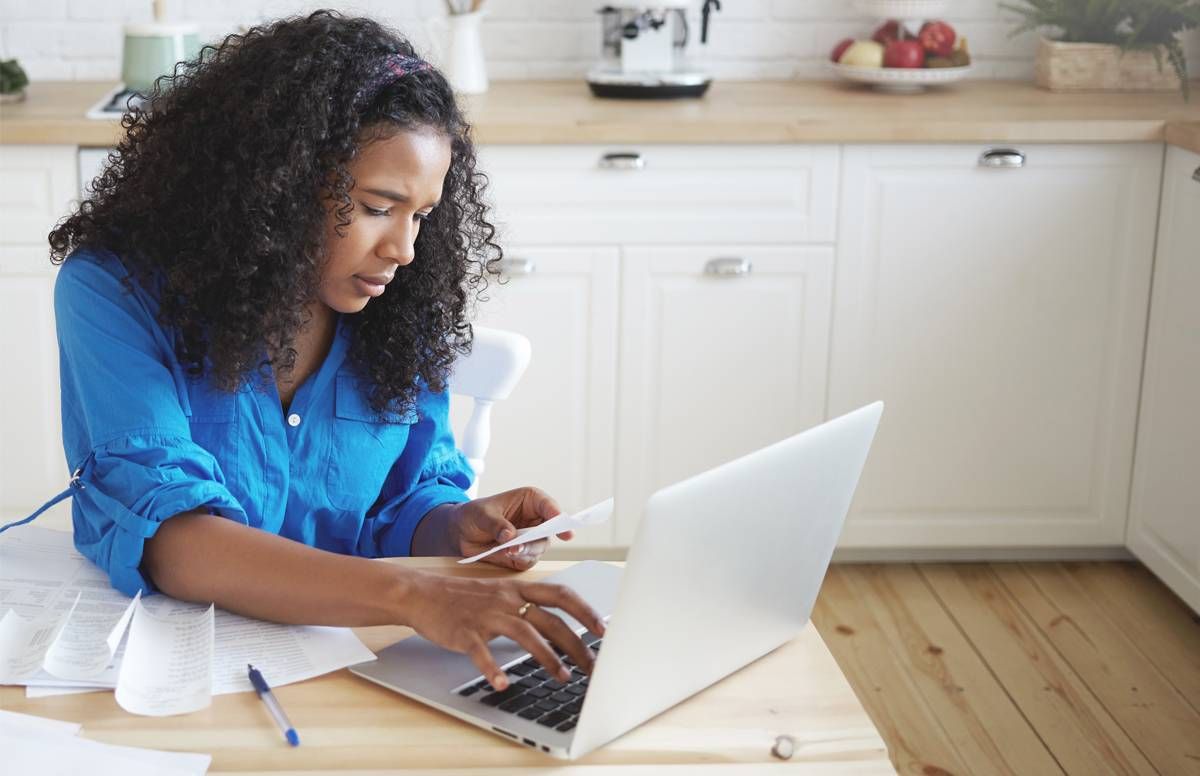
top-left (545, 545), bottom-right (1136, 563)
top-left (831, 545), bottom-right (1135, 562)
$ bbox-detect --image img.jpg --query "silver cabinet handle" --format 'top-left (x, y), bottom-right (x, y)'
top-left (1192, 165), bottom-right (1200, 183)
top-left (598, 152), bottom-right (645, 170)
top-left (704, 257), bottom-right (752, 277)
top-left (979, 148), bottom-right (1025, 168)
top-left (497, 258), bottom-right (536, 277)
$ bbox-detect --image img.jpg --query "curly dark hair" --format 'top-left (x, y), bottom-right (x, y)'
top-left (48, 9), bottom-right (499, 415)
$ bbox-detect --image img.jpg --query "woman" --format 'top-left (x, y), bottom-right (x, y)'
top-left (44, 10), bottom-right (602, 692)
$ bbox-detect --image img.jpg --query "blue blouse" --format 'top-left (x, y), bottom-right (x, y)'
top-left (54, 248), bottom-right (473, 597)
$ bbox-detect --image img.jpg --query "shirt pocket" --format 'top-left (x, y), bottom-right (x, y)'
top-left (326, 373), bottom-right (417, 512)
top-left (184, 380), bottom-right (240, 486)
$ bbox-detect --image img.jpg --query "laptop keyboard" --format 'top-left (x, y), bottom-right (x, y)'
top-left (456, 635), bottom-right (602, 733)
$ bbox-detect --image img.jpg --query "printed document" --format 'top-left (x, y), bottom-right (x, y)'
top-left (0, 526), bottom-right (376, 714)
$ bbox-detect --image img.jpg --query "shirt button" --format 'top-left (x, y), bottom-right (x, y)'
top-left (287, 413), bottom-right (301, 427)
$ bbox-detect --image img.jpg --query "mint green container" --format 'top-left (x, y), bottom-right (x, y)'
top-left (121, 23), bottom-right (202, 94)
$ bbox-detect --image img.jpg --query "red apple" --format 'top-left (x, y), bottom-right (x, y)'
top-left (883, 39), bottom-right (925, 68)
top-left (830, 37), bottom-right (854, 63)
top-left (871, 20), bottom-right (901, 45)
top-left (918, 20), bottom-right (956, 58)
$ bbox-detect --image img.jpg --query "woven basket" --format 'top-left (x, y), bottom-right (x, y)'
top-left (1034, 37), bottom-right (1181, 92)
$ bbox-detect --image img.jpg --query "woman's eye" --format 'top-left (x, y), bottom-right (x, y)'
top-left (363, 204), bottom-right (390, 217)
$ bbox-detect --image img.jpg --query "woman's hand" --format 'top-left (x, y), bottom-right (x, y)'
top-left (404, 572), bottom-right (606, 691)
top-left (415, 487), bottom-right (574, 570)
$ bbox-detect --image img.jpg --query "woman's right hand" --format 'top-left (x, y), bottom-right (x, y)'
top-left (403, 572), bottom-right (607, 691)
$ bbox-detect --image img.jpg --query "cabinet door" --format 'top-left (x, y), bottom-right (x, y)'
top-left (449, 247), bottom-right (619, 547)
top-left (477, 145), bottom-right (839, 245)
top-left (1127, 146), bottom-right (1200, 613)
top-left (0, 146), bottom-right (78, 532)
top-left (831, 143), bottom-right (1161, 548)
top-left (614, 245), bottom-right (833, 545)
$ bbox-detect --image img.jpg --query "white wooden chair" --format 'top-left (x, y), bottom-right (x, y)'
top-left (450, 326), bottom-right (532, 499)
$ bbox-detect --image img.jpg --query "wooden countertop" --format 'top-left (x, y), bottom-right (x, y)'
top-left (0, 559), bottom-right (892, 774)
top-left (1165, 121), bottom-right (1200, 155)
top-left (1, 79), bottom-right (1198, 151)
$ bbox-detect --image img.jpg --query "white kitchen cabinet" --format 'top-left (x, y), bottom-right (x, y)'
top-left (449, 246), bottom-right (619, 547)
top-left (830, 143), bottom-right (1162, 549)
top-left (1127, 145), bottom-right (1200, 613)
top-left (0, 145), bottom-right (78, 532)
top-left (476, 145), bottom-right (839, 245)
top-left (1, 139), bottom-right (1177, 559)
top-left (473, 144), bottom-right (841, 547)
top-left (613, 245), bottom-right (833, 544)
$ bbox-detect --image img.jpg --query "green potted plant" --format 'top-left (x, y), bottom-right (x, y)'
top-left (0, 58), bottom-right (29, 104)
top-left (1002, 0), bottom-right (1200, 99)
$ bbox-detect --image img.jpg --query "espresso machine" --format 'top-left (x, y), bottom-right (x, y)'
top-left (587, 1), bottom-right (722, 99)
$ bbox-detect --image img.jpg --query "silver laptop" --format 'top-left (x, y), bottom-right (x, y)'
top-left (350, 401), bottom-right (883, 759)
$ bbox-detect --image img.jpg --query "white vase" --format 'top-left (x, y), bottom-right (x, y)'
top-left (427, 11), bottom-right (488, 95)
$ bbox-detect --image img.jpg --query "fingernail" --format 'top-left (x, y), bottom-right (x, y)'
top-left (492, 673), bottom-right (508, 690)
top-left (558, 667), bottom-right (571, 682)
top-left (499, 528), bottom-right (515, 541)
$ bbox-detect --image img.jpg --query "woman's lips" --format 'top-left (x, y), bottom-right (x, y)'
top-left (353, 275), bottom-right (388, 298)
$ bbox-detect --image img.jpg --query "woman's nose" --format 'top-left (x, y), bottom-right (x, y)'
top-left (378, 226), bottom-right (416, 266)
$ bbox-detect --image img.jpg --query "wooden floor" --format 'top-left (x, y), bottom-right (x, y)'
top-left (810, 562), bottom-right (1200, 776)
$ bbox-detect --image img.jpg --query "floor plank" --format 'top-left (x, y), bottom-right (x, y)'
top-left (997, 563), bottom-right (1200, 775)
top-left (918, 564), bottom-right (1157, 776)
top-left (848, 564), bottom-right (1062, 776)
top-left (817, 563), bottom-right (1200, 776)
top-left (813, 566), bottom-right (969, 776)
top-left (1064, 562), bottom-right (1200, 713)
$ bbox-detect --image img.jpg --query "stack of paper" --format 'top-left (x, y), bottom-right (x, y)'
top-left (0, 709), bottom-right (211, 775)
top-left (1, 526), bottom-right (376, 715)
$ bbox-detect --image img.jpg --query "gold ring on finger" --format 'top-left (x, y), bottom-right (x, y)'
top-left (517, 601), bottom-right (537, 618)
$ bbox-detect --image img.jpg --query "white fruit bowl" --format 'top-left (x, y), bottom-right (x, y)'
top-left (828, 61), bottom-right (972, 92)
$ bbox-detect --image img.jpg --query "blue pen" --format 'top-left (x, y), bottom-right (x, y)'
top-left (248, 664), bottom-right (300, 747)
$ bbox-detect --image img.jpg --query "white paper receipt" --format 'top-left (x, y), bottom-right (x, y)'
top-left (458, 498), bottom-right (614, 565)
top-left (114, 599), bottom-right (214, 717)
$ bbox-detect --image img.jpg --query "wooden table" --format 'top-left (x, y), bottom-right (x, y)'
top-left (0, 560), bottom-right (893, 774)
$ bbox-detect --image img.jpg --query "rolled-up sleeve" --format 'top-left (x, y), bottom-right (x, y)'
top-left (72, 435), bottom-right (248, 596)
top-left (55, 251), bottom-right (247, 596)
top-left (356, 385), bottom-right (473, 558)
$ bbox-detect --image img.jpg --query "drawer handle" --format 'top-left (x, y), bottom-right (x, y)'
top-left (497, 258), bottom-right (536, 277)
top-left (704, 257), bottom-right (752, 277)
top-left (979, 148), bottom-right (1025, 168)
top-left (1193, 165), bottom-right (1200, 183)
top-left (598, 152), bottom-right (645, 170)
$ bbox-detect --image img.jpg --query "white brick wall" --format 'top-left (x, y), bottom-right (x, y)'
top-left (1, 0), bottom-right (1198, 84)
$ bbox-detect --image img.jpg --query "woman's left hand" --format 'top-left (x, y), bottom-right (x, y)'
top-left (442, 487), bottom-right (574, 570)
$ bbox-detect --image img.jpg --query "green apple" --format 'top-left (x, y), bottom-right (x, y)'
top-left (838, 40), bottom-right (884, 68)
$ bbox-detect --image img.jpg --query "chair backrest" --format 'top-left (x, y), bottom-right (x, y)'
top-left (449, 326), bottom-right (532, 498)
